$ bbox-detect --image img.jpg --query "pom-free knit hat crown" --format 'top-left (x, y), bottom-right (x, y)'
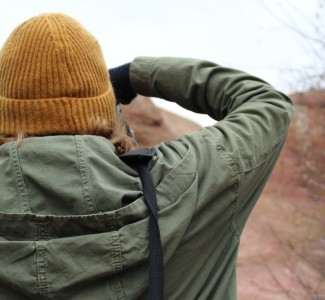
top-left (0, 13), bottom-right (116, 136)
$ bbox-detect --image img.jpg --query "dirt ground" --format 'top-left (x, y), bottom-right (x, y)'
top-left (237, 195), bottom-right (325, 300)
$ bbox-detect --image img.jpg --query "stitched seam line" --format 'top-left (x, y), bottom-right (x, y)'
top-left (75, 136), bottom-right (96, 214)
top-left (9, 142), bottom-right (31, 213)
top-left (105, 213), bottom-right (117, 232)
top-left (110, 232), bottom-right (126, 299)
top-left (36, 219), bottom-right (50, 241)
top-left (36, 241), bottom-right (50, 299)
top-left (215, 144), bottom-right (240, 239)
top-left (108, 213), bottom-right (126, 300)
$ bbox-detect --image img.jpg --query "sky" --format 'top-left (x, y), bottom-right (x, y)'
top-left (0, 0), bottom-right (321, 126)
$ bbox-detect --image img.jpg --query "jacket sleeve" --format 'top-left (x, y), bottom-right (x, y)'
top-left (130, 56), bottom-right (294, 234)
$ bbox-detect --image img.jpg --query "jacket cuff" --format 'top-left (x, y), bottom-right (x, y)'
top-left (130, 57), bottom-right (159, 97)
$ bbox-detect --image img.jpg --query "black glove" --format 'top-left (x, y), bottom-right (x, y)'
top-left (109, 63), bottom-right (137, 105)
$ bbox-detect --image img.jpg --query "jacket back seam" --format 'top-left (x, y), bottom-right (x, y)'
top-left (75, 136), bottom-right (97, 214)
top-left (9, 142), bottom-right (31, 213)
top-left (108, 213), bottom-right (127, 300)
top-left (35, 240), bottom-right (50, 299)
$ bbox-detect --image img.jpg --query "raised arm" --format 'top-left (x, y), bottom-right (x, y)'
top-left (121, 57), bottom-right (294, 233)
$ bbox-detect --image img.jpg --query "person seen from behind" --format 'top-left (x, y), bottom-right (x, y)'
top-left (0, 13), bottom-right (294, 300)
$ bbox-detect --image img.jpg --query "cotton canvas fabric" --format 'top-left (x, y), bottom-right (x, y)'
top-left (0, 57), bottom-right (293, 299)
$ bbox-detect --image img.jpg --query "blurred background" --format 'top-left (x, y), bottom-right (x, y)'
top-left (1, 0), bottom-right (324, 298)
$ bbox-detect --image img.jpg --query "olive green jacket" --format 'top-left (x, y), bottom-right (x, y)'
top-left (0, 57), bottom-right (293, 299)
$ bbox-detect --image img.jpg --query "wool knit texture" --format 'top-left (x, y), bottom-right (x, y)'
top-left (0, 13), bottom-right (116, 136)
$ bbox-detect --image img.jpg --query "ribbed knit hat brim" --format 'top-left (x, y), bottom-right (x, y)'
top-left (0, 13), bottom-right (116, 136)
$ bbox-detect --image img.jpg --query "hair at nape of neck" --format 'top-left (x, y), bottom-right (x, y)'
top-left (0, 116), bottom-right (137, 154)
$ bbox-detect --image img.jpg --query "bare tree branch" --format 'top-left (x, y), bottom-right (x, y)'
top-left (261, 0), bottom-right (325, 91)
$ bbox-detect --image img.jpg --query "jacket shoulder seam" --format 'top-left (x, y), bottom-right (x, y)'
top-left (201, 131), bottom-right (241, 238)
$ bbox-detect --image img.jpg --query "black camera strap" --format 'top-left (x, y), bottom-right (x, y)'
top-left (119, 148), bottom-right (164, 300)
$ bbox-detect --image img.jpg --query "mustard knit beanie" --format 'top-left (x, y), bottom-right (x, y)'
top-left (0, 13), bottom-right (116, 136)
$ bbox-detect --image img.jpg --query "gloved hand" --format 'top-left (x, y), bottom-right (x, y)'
top-left (109, 63), bottom-right (137, 104)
